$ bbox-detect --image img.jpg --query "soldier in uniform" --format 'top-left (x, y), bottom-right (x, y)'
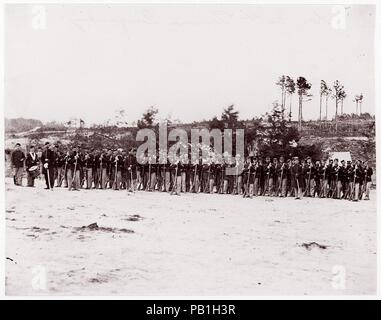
top-left (55, 149), bottom-right (65, 187)
top-left (337, 160), bottom-right (347, 199)
top-left (41, 142), bottom-right (56, 190)
top-left (25, 145), bottom-right (39, 187)
top-left (363, 162), bottom-right (373, 200)
top-left (170, 158), bottom-right (182, 196)
top-left (303, 157), bottom-right (314, 197)
top-left (291, 156), bottom-right (303, 199)
top-left (83, 149), bottom-right (95, 189)
top-left (352, 160), bottom-right (363, 201)
top-left (67, 146), bottom-right (81, 191)
top-left (262, 156), bottom-right (274, 196)
top-left (330, 159), bottom-right (340, 198)
top-left (313, 160), bottom-right (324, 197)
top-left (242, 157), bottom-right (254, 198)
top-left (111, 149), bottom-right (123, 190)
top-left (11, 143), bottom-right (25, 186)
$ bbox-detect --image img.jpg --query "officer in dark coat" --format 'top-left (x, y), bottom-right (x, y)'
top-left (41, 142), bottom-right (56, 189)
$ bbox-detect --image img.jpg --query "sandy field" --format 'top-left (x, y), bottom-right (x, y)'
top-left (5, 177), bottom-right (377, 296)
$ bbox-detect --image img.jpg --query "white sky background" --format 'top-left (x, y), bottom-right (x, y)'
top-left (4, 4), bottom-right (375, 126)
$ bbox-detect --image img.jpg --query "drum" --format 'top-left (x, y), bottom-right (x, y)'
top-left (28, 165), bottom-right (40, 178)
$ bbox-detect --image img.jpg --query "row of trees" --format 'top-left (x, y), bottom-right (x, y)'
top-left (276, 75), bottom-right (365, 132)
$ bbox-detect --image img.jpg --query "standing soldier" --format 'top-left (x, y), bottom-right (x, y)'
top-left (11, 143), bottom-right (25, 186)
top-left (352, 160), bottom-right (363, 201)
top-left (262, 156), bottom-right (273, 196)
top-left (242, 157), bottom-right (253, 198)
top-left (330, 159), bottom-right (340, 199)
top-left (277, 157), bottom-right (287, 197)
top-left (55, 149), bottom-right (65, 187)
top-left (322, 159), bottom-right (332, 198)
top-left (93, 149), bottom-right (101, 189)
top-left (170, 158), bottom-right (182, 196)
top-left (83, 149), bottom-right (95, 189)
top-left (67, 146), bottom-right (81, 191)
top-left (337, 160), bottom-right (347, 199)
top-left (304, 157), bottom-right (314, 197)
top-left (99, 149), bottom-right (109, 189)
top-left (180, 155), bottom-right (188, 193)
top-left (314, 160), bottom-right (324, 197)
top-left (42, 142), bottom-right (56, 190)
top-left (25, 145), bottom-right (39, 187)
top-left (291, 156), bottom-right (303, 199)
top-left (363, 162), bottom-right (373, 200)
top-left (254, 157), bottom-right (263, 196)
top-left (112, 149), bottom-right (123, 190)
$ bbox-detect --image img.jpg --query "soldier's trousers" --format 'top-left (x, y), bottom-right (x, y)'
top-left (192, 173), bottom-right (200, 192)
top-left (208, 178), bottom-right (215, 193)
top-left (112, 170), bottom-right (122, 190)
top-left (365, 181), bottom-right (371, 199)
top-left (263, 178), bottom-right (273, 196)
top-left (181, 172), bottom-right (187, 192)
top-left (323, 179), bottom-right (330, 197)
top-left (336, 181), bottom-right (343, 199)
top-left (67, 168), bottom-right (80, 190)
top-left (253, 177), bottom-right (260, 196)
top-left (149, 172), bottom-right (157, 191)
top-left (163, 171), bottom-right (171, 192)
top-left (353, 182), bottom-right (360, 201)
top-left (14, 167), bottom-right (23, 186)
top-left (26, 171), bottom-right (35, 187)
top-left (280, 178), bottom-right (288, 197)
top-left (305, 179), bottom-right (314, 197)
top-left (56, 167), bottom-right (65, 187)
top-left (171, 176), bottom-right (182, 195)
top-left (98, 168), bottom-right (108, 189)
top-left (84, 168), bottom-right (93, 189)
top-left (237, 176), bottom-right (243, 195)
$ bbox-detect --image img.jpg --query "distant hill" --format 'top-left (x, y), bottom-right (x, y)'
top-left (5, 118), bottom-right (43, 133)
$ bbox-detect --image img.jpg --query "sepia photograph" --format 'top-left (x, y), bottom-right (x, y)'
top-left (2, 2), bottom-right (378, 299)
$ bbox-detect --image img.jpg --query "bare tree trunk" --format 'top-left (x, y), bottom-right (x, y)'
top-left (356, 101), bottom-right (358, 115)
top-left (360, 101), bottom-right (362, 114)
top-left (335, 96), bottom-right (338, 132)
top-left (298, 94), bottom-right (302, 131)
top-left (319, 93), bottom-right (322, 122)
top-left (341, 100), bottom-right (343, 115)
top-left (325, 95), bottom-right (329, 120)
top-left (289, 94), bottom-right (292, 122)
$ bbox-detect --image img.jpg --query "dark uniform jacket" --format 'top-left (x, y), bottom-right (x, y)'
top-left (11, 149), bottom-right (25, 168)
top-left (25, 152), bottom-right (39, 169)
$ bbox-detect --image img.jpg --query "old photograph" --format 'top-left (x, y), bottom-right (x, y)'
top-left (3, 3), bottom-right (377, 297)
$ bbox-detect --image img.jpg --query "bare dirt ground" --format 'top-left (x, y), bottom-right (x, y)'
top-left (5, 177), bottom-right (377, 296)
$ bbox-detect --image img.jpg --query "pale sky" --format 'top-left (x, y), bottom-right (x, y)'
top-left (5, 4), bottom-right (375, 125)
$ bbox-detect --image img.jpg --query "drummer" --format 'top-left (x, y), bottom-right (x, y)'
top-left (25, 145), bottom-right (40, 187)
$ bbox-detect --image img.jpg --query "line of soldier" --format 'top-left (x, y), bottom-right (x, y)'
top-left (11, 142), bottom-right (373, 201)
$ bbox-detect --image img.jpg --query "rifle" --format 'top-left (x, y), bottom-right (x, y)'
top-left (99, 156), bottom-right (103, 189)
top-left (70, 156), bottom-right (78, 190)
top-left (351, 166), bottom-right (357, 200)
top-left (113, 156), bottom-right (118, 189)
top-left (63, 156), bottom-right (68, 186)
top-left (277, 163), bottom-right (284, 196)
